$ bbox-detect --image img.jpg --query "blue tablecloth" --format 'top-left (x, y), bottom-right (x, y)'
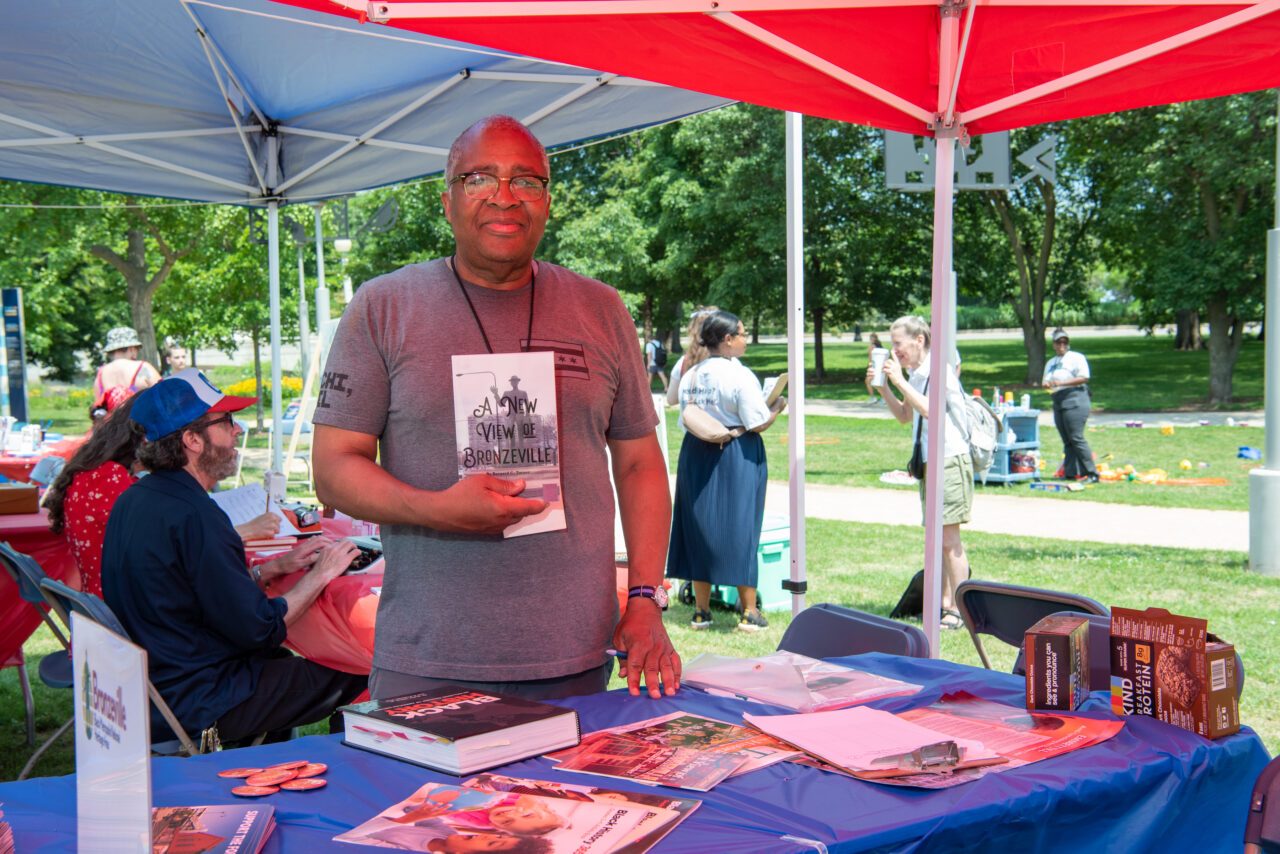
top-left (0, 652), bottom-right (1269, 852)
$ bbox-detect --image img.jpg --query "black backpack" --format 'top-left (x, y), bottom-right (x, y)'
top-left (651, 340), bottom-right (668, 368)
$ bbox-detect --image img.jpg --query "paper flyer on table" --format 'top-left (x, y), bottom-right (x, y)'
top-left (335, 781), bottom-right (653, 852)
top-left (451, 351), bottom-right (564, 538)
top-left (208, 482), bottom-right (301, 536)
top-left (683, 651), bottom-right (922, 712)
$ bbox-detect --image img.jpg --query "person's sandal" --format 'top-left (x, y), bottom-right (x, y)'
top-left (940, 609), bottom-right (964, 630)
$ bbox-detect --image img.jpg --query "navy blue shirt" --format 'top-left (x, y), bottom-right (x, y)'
top-left (102, 469), bottom-right (289, 738)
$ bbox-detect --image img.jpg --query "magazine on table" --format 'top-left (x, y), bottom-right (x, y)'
top-left (550, 730), bottom-right (749, 792)
top-left (339, 686), bottom-right (580, 775)
top-left (335, 781), bottom-right (669, 853)
top-left (683, 651), bottom-right (923, 712)
top-left (452, 351), bottom-right (565, 538)
top-left (462, 773), bottom-right (701, 854)
top-left (151, 805), bottom-right (275, 854)
top-left (552, 711), bottom-right (799, 777)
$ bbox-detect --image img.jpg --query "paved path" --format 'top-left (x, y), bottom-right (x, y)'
top-left (248, 430), bottom-right (1251, 554)
top-left (763, 481), bottom-right (1248, 552)
top-left (801, 397), bottom-right (1264, 428)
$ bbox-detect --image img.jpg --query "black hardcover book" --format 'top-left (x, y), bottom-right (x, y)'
top-left (340, 686), bottom-right (581, 775)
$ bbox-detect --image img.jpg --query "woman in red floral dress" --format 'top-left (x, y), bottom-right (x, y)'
top-left (44, 395), bottom-right (146, 597)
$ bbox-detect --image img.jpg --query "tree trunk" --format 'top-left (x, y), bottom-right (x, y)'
top-left (1024, 334), bottom-right (1047, 387)
top-left (1174, 309), bottom-right (1203, 350)
top-left (88, 210), bottom-right (202, 369)
top-left (252, 326), bottom-right (265, 430)
top-left (812, 305), bottom-right (825, 382)
top-left (751, 311), bottom-right (760, 345)
top-left (641, 294), bottom-right (654, 342)
top-left (1205, 295), bottom-right (1244, 405)
top-left (986, 190), bottom-right (1054, 385)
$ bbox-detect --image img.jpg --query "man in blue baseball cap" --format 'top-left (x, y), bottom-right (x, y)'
top-left (102, 369), bottom-right (366, 748)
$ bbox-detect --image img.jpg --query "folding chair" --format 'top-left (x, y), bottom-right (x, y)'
top-left (777, 603), bottom-right (930, 659)
top-left (0, 542), bottom-right (75, 778)
top-left (1246, 757), bottom-right (1280, 854)
top-left (39, 578), bottom-right (204, 757)
top-left (955, 579), bottom-right (1108, 672)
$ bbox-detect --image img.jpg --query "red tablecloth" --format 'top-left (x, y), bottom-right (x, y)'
top-left (0, 510), bottom-right (77, 665)
top-left (273, 567), bottom-right (380, 675)
top-left (0, 437), bottom-right (86, 483)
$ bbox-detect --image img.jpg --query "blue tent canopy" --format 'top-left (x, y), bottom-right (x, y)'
top-left (0, 0), bottom-right (726, 204)
top-left (0, 0), bottom-right (729, 467)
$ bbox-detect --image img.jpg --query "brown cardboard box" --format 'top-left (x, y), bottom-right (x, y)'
top-left (1025, 614), bottom-right (1090, 711)
top-left (0, 483), bottom-right (39, 515)
top-left (1109, 606), bottom-right (1240, 739)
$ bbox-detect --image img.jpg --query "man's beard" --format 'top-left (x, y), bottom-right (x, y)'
top-left (197, 439), bottom-right (238, 484)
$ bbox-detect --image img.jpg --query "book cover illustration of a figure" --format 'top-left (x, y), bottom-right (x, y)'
top-left (452, 351), bottom-right (565, 538)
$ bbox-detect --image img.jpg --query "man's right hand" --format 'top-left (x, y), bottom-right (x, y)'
top-left (430, 475), bottom-right (548, 535)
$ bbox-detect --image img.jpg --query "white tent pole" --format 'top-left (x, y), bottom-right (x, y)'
top-left (921, 2), bottom-right (963, 656)
top-left (1248, 89), bottom-right (1280, 575)
top-left (296, 243), bottom-right (311, 383)
top-left (923, 138), bottom-right (955, 655)
top-left (314, 203), bottom-right (331, 370)
top-left (785, 110), bottom-right (808, 616)
top-left (267, 136), bottom-right (284, 474)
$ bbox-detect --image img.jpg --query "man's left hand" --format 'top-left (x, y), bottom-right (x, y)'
top-left (612, 601), bottom-right (681, 699)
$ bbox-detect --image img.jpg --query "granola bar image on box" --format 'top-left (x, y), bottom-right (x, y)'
top-left (1156, 646), bottom-right (1201, 708)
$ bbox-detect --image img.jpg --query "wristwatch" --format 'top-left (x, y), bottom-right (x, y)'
top-left (627, 585), bottom-right (669, 611)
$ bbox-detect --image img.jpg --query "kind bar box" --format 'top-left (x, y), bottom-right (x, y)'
top-left (1025, 614), bottom-right (1090, 711)
top-left (1109, 606), bottom-right (1239, 739)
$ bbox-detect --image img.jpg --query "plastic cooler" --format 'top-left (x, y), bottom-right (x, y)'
top-left (717, 514), bottom-right (792, 612)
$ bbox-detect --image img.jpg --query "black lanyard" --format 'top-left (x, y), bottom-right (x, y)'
top-left (448, 255), bottom-right (536, 354)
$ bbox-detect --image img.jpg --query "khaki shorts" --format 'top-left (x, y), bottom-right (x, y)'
top-left (918, 453), bottom-right (974, 526)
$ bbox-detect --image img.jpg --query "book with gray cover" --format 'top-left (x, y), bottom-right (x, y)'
top-left (451, 351), bottom-right (565, 537)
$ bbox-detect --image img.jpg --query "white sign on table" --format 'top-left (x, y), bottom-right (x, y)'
top-left (72, 611), bottom-right (152, 850)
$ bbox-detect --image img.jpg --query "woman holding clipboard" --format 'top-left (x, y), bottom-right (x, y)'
top-left (668, 309), bottom-right (786, 633)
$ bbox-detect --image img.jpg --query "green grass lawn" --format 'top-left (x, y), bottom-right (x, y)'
top-left (664, 409), bottom-right (1264, 512)
top-left (732, 334), bottom-right (1267, 413)
top-left (8, 518), bottom-right (1276, 782)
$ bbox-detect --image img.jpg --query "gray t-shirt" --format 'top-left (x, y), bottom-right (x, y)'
top-left (315, 258), bottom-right (657, 681)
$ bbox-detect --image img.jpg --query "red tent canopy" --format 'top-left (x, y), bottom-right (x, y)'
top-left (277, 0), bottom-right (1280, 135)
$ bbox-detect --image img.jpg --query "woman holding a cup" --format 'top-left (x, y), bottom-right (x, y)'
top-left (868, 315), bottom-right (972, 630)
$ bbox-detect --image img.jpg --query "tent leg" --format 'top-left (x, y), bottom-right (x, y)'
top-left (923, 136), bottom-right (956, 657)
top-left (1249, 92), bottom-right (1280, 575)
top-left (266, 135), bottom-right (284, 474)
top-left (785, 111), bottom-right (808, 617)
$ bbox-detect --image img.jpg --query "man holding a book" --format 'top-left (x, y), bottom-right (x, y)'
top-left (102, 370), bottom-right (368, 746)
top-left (312, 115), bottom-right (680, 704)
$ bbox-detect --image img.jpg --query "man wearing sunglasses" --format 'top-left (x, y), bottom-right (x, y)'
top-left (314, 116), bottom-right (678, 705)
top-left (102, 369), bottom-right (367, 748)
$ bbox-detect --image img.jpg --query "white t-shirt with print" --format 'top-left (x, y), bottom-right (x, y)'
top-left (678, 356), bottom-right (772, 432)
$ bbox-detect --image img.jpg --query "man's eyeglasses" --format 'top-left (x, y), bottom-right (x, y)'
top-left (449, 171), bottom-right (549, 202)
top-left (199, 412), bottom-right (236, 431)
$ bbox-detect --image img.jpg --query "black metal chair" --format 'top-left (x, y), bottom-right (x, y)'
top-left (777, 603), bottom-right (930, 659)
top-left (1246, 757), bottom-right (1280, 853)
top-left (954, 579), bottom-right (1109, 673)
top-left (0, 542), bottom-right (75, 778)
top-left (39, 577), bottom-right (203, 757)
